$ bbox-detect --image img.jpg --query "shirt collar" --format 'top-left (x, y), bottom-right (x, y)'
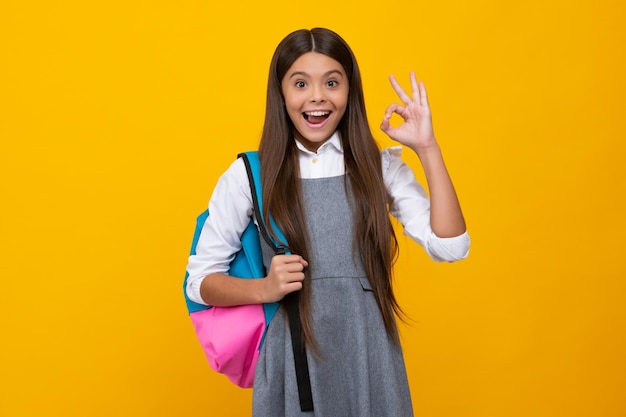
top-left (294, 131), bottom-right (343, 155)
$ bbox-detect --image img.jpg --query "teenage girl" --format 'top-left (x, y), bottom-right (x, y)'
top-left (186, 27), bottom-right (469, 416)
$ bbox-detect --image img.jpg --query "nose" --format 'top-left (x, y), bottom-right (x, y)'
top-left (309, 84), bottom-right (325, 103)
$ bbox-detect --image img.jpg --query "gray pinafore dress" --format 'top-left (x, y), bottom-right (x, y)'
top-left (253, 175), bottom-right (414, 416)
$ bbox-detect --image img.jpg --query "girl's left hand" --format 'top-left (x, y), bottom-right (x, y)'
top-left (380, 72), bottom-right (437, 152)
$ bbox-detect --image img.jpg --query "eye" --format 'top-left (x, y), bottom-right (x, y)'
top-left (295, 80), bottom-right (306, 88)
top-left (326, 80), bottom-right (339, 87)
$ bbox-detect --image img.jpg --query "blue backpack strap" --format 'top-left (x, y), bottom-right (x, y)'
top-left (238, 152), bottom-right (284, 330)
top-left (238, 152), bottom-right (289, 254)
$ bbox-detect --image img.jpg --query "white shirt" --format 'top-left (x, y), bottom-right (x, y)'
top-left (186, 132), bottom-right (470, 305)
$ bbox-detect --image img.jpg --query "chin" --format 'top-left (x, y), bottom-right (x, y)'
top-left (302, 126), bottom-right (336, 141)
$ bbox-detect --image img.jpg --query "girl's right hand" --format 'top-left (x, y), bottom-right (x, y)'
top-left (262, 254), bottom-right (308, 303)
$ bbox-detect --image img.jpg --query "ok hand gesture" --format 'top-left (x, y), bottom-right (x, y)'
top-left (380, 72), bottom-right (438, 153)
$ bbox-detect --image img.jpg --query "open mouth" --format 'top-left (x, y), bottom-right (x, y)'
top-left (303, 111), bottom-right (331, 125)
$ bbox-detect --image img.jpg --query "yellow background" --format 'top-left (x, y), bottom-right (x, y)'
top-left (1, 0), bottom-right (625, 416)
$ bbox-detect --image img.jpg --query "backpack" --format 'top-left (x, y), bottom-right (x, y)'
top-left (182, 152), bottom-right (282, 387)
top-left (182, 152), bottom-right (313, 411)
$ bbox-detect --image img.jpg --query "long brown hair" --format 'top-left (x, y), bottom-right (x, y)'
top-left (258, 28), bottom-right (402, 350)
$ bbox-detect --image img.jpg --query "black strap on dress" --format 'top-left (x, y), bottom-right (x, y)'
top-left (285, 290), bottom-right (314, 412)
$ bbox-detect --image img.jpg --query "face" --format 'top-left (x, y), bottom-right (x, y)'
top-left (281, 52), bottom-right (349, 152)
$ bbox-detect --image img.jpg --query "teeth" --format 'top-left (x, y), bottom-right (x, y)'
top-left (305, 111), bottom-right (330, 116)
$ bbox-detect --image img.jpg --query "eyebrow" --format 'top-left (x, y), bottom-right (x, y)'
top-left (287, 69), bottom-right (344, 79)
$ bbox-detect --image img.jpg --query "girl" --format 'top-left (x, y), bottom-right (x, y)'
top-left (186, 27), bottom-right (469, 416)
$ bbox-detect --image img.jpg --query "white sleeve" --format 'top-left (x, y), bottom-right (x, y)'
top-left (185, 158), bottom-right (254, 305)
top-left (382, 147), bottom-right (470, 262)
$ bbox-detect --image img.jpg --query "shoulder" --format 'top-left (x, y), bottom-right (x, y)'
top-left (380, 146), bottom-right (424, 196)
top-left (210, 156), bottom-right (253, 206)
top-left (381, 146), bottom-right (405, 173)
top-left (220, 156), bottom-right (249, 186)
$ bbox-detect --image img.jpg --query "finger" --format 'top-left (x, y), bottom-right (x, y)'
top-left (380, 113), bottom-right (392, 132)
top-left (410, 72), bottom-right (420, 103)
top-left (389, 74), bottom-right (411, 105)
top-left (283, 261), bottom-right (306, 273)
top-left (270, 256), bottom-right (303, 276)
top-left (383, 103), bottom-right (406, 119)
top-left (289, 272), bottom-right (305, 282)
top-left (284, 281), bottom-right (303, 294)
top-left (273, 266), bottom-right (305, 284)
top-left (380, 103), bottom-right (406, 134)
top-left (419, 81), bottom-right (429, 107)
top-left (279, 268), bottom-right (305, 282)
top-left (275, 254), bottom-right (305, 264)
top-left (284, 270), bottom-right (305, 290)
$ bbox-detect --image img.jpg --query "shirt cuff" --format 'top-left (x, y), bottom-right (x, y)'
top-left (186, 274), bottom-right (208, 305)
top-left (425, 231), bottom-right (471, 262)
